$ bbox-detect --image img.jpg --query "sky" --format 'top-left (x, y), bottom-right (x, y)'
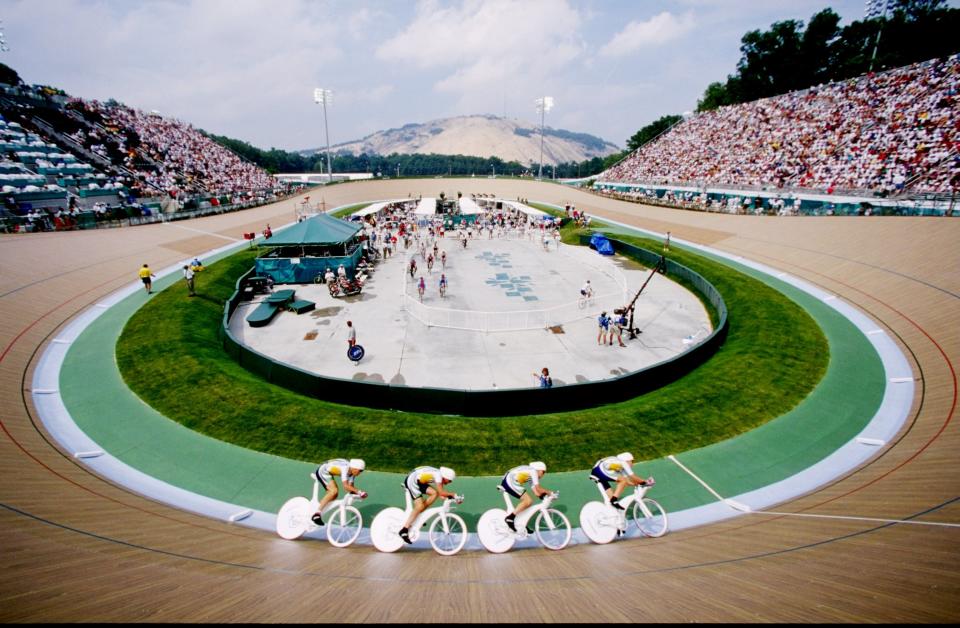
top-left (0, 0), bottom-right (927, 152)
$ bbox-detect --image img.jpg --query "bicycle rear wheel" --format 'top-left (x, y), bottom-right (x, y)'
top-left (632, 497), bottom-right (669, 538)
top-left (534, 509), bottom-right (571, 550)
top-left (579, 501), bottom-right (618, 544)
top-left (275, 497), bottom-right (312, 540)
top-left (429, 513), bottom-right (467, 556)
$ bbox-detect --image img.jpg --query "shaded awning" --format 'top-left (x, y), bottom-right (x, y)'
top-left (264, 213), bottom-right (362, 245)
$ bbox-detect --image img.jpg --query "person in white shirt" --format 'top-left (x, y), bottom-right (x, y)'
top-left (500, 462), bottom-right (553, 533)
top-left (310, 458), bottom-right (367, 525)
top-left (398, 466), bottom-right (458, 544)
top-left (589, 452), bottom-right (652, 510)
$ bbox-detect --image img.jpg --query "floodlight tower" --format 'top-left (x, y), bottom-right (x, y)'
top-left (313, 88), bottom-right (333, 183)
top-left (535, 96), bottom-right (554, 179)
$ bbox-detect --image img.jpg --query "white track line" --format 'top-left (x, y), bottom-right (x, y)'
top-left (668, 455), bottom-right (959, 529)
top-left (747, 510), bottom-right (960, 528)
top-left (163, 222), bottom-right (242, 242)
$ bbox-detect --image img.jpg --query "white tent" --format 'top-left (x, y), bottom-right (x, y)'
top-left (351, 201), bottom-right (390, 218)
top-left (414, 197), bottom-right (437, 215)
top-left (500, 200), bottom-right (549, 219)
top-left (457, 197), bottom-right (484, 215)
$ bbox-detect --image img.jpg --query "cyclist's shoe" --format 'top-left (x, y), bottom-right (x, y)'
top-left (616, 528), bottom-right (626, 538)
top-left (526, 525), bottom-right (535, 535)
top-left (610, 497), bottom-right (625, 511)
top-left (505, 514), bottom-right (517, 532)
top-left (311, 512), bottom-right (324, 526)
top-left (399, 527), bottom-right (412, 544)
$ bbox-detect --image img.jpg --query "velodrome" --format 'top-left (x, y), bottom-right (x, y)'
top-left (1, 178), bottom-right (958, 621)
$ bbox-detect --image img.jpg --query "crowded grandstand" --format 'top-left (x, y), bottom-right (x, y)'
top-left (598, 55), bottom-right (959, 208)
top-left (1, 80), bottom-right (287, 232)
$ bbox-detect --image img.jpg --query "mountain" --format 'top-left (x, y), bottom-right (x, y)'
top-left (300, 115), bottom-right (619, 166)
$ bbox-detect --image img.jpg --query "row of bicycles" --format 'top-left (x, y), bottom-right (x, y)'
top-left (275, 474), bottom-right (668, 555)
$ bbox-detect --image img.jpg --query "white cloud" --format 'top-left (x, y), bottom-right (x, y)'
top-left (599, 11), bottom-right (696, 57)
top-left (377, 0), bottom-right (585, 94)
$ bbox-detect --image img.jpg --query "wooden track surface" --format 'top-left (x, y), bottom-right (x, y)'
top-left (1, 180), bottom-right (958, 622)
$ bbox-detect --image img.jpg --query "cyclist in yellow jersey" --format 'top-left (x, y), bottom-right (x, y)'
top-left (310, 458), bottom-right (366, 526)
top-left (398, 466), bottom-right (457, 544)
top-left (590, 452), bottom-right (652, 510)
top-left (501, 461), bottom-right (552, 533)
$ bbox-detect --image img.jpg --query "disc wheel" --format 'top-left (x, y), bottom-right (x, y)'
top-left (579, 501), bottom-right (618, 544)
top-left (370, 507), bottom-right (406, 553)
top-left (429, 513), bottom-right (467, 556)
top-left (632, 497), bottom-right (669, 538)
top-left (477, 508), bottom-right (514, 554)
top-left (326, 505), bottom-right (363, 548)
top-left (275, 497), bottom-right (312, 540)
top-left (534, 508), bottom-right (572, 550)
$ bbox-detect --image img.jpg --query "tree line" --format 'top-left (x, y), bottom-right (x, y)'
top-left (203, 130), bottom-right (622, 179)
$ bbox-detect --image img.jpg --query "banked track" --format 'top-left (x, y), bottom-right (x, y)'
top-left (1, 179), bottom-right (957, 622)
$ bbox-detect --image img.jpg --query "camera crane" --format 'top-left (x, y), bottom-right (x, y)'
top-left (617, 255), bottom-right (667, 340)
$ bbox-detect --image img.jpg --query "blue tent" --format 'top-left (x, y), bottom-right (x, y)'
top-left (589, 233), bottom-right (615, 255)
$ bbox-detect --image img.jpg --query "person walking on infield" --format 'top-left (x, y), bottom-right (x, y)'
top-left (612, 309), bottom-right (627, 347)
top-left (597, 311), bottom-right (610, 345)
top-left (139, 263), bottom-right (156, 294)
top-left (182, 265), bottom-right (196, 296)
top-left (346, 320), bottom-right (357, 348)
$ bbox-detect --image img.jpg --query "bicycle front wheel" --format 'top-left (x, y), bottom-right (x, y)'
top-left (326, 505), bottom-right (363, 548)
top-left (534, 509), bottom-right (571, 551)
top-left (429, 513), bottom-right (468, 556)
top-left (632, 497), bottom-right (669, 538)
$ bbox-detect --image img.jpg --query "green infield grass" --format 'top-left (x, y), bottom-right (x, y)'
top-left (116, 215), bottom-right (828, 474)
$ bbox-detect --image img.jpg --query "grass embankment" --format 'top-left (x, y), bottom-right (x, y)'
top-left (117, 222), bottom-right (828, 474)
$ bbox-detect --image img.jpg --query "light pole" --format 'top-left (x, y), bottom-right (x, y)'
top-left (313, 88), bottom-right (333, 183)
top-left (535, 96), bottom-right (554, 180)
top-left (868, 3), bottom-right (889, 72)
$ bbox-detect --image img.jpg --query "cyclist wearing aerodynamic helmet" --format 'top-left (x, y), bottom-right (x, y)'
top-left (501, 461), bottom-right (554, 534)
top-left (311, 458), bottom-right (367, 525)
top-left (589, 452), bottom-right (653, 511)
top-left (398, 465), bottom-right (460, 544)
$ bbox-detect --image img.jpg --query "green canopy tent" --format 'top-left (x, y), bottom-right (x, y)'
top-left (255, 213), bottom-right (366, 283)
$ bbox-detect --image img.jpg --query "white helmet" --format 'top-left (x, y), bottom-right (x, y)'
top-left (349, 458), bottom-right (365, 471)
top-left (439, 466), bottom-right (456, 482)
top-left (617, 452), bottom-right (634, 463)
top-left (529, 461), bottom-right (547, 472)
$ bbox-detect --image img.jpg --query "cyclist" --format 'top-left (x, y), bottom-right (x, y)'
top-left (427, 252), bottom-right (434, 273)
top-left (439, 273), bottom-right (448, 298)
top-left (501, 461), bottom-right (553, 534)
top-left (590, 452), bottom-right (652, 512)
top-left (398, 466), bottom-right (459, 544)
top-left (580, 280), bottom-right (594, 302)
top-left (408, 258), bottom-right (417, 279)
top-left (440, 249), bottom-right (447, 269)
top-left (417, 275), bottom-right (426, 301)
top-left (311, 458), bottom-right (367, 525)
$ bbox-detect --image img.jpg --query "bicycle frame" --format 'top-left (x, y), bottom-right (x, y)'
top-left (500, 488), bottom-right (559, 534)
top-left (403, 487), bottom-right (459, 541)
top-left (309, 475), bottom-right (361, 526)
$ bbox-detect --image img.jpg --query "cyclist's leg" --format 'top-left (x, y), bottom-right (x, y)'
top-left (317, 481), bottom-right (339, 513)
